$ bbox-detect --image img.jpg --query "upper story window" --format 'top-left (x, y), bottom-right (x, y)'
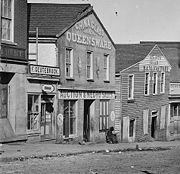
top-left (1, 0), bottom-right (13, 41)
top-left (128, 74), bottom-right (134, 100)
top-left (160, 72), bottom-right (165, 93)
top-left (144, 72), bottom-right (150, 95)
top-left (87, 51), bottom-right (93, 80)
top-left (152, 73), bottom-right (158, 95)
top-left (65, 48), bottom-right (73, 78)
top-left (104, 54), bottom-right (110, 81)
top-left (29, 43), bottom-right (58, 67)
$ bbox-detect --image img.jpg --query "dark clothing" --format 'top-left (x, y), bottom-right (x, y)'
top-left (106, 127), bottom-right (118, 144)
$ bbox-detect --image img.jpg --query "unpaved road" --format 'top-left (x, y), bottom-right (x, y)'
top-left (1, 147), bottom-right (180, 174)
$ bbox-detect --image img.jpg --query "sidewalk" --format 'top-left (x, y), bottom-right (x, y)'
top-left (1, 140), bottom-right (180, 162)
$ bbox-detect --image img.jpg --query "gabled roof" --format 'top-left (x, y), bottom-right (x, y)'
top-left (140, 42), bottom-right (180, 82)
top-left (115, 44), bottom-right (154, 73)
top-left (27, 3), bottom-right (91, 37)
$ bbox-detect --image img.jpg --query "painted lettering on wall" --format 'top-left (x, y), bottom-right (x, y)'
top-left (59, 90), bottom-right (115, 99)
top-left (139, 55), bottom-right (171, 72)
top-left (66, 31), bottom-right (111, 50)
top-left (170, 83), bottom-right (180, 95)
top-left (75, 18), bottom-right (104, 37)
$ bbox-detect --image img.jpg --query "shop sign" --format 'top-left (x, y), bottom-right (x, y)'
top-left (66, 16), bottom-right (112, 50)
top-left (139, 55), bottom-right (171, 72)
top-left (170, 83), bottom-right (180, 95)
top-left (29, 65), bottom-right (60, 76)
top-left (1, 44), bottom-right (25, 60)
top-left (110, 111), bottom-right (115, 122)
top-left (59, 90), bottom-right (115, 100)
top-left (42, 85), bottom-right (55, 93)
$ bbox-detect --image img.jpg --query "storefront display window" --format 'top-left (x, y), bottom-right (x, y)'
top-left (99, 100), bottom-right (109, 132)
top-left (27, 94), bottom-right (40, 130)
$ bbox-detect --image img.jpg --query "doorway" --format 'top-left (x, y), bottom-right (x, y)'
top-left (83, 100), bottom-right (93, 142)
top-left (151, 116), bottom-right (157, 138)
top-left (40, 95), bottom-right (54, 140)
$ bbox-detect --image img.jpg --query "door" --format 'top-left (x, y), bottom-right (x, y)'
top-left (40, 96), bottom-right (54, 140)
top-left (83, 100), bottom-right (93, 142)
top-left (151, 116), bottom-right (157, 138)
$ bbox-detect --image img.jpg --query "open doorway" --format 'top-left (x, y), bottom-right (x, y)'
top-left (83, 100), bottom-right (94, 142)
top-left (151, 116), bottom-right (157, 138)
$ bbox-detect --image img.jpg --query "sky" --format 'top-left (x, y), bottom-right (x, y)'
top-left (28, 0), bottom-right (180, 44)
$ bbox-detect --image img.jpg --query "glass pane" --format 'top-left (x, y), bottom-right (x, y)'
top-left (28, 95), bottom-right (33, 112)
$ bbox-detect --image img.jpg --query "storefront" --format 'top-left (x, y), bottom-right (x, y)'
top-left (57, 89), bottom-right (115, 142)
top-left (26, 65), bottom-right (60, 141)
top-left (168, 83), bottom-right (180, 140)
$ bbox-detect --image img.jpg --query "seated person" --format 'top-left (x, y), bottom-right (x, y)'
top-left (106, 126), bottom-right (118, 144)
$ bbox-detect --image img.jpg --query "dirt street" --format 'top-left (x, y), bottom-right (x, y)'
top-left (1, 147), bottom-right (180, 174)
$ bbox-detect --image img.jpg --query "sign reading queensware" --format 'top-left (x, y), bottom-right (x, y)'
top-left (66, 16), bottom-right (112, 50)
top-left (59, 90), bottom-right (115, 100)
top-left (30, 65), bottom-right (60, 76)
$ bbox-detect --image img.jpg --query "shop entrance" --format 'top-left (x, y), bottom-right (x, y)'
top-left (83, 100), bottom-right (94, 142)
top-left (40, 95), bottom-right (54, 140)
top-left (151, 116), bottom-right (157, 138)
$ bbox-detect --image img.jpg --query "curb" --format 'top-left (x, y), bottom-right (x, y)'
top-left (0, 146), bottom-right (173, 163)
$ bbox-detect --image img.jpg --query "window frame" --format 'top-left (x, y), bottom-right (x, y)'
top-left (104, 54), bottom-right (110, 81)
top-left (128, 74), bottom-right (134, 100)
top-left (27, 94), bottom-right (40, 131)
top-left (152, 72), bottom-right (158, 95)
top-left (63, 100), bottom-right (77, 137)
top-left (86, 51), bottom-right (93, 80)
top-left (99, 100), bottom-right (109, 132)
top-left (160, 72), bottom-right (165, 93)
top-left (144, 72), bottom-right (150, 95)
top-left (1, 0), bottom-right (14, 42)
top-left (65, 48), bottom-right (73, 78)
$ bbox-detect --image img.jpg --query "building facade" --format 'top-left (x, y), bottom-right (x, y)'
top-left (0, 0), bottom-right (28, 143)
top-left (115, 44), bottom-right (171, 142)
top-left (27, 3), bottom-right (116, 142)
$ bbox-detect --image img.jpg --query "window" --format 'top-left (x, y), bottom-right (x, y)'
top-left (144, 72), bottom-right (150, 95)
top-left (65, 48), bottom-right (73, 78)
top-left (129, 119), bottom-right (135, 137)
top-left (1, 0), bottom-right (13, 41)
top-left (63, 100), bottom-right (76, 136)
top-left (27, 95), bottom-right (40, 130)
top-left (104, 54), bottom-right (110, 81)
top-left (170, 103), bottom-right (180, 117)
top-left (160, 72), bottom-right (165, 93)
top-left (87, 51), bottom-right (93, 79)
top-left (0, 86), bottom-right (8, 118)
top-left (152, 73), bottom-right (158, 94)
top-left (99, 100), bottom-right (109, 132)
top-left (28, 43), bottom-right (58, 66)
top-left (128, 75), bottom-right (134, 100)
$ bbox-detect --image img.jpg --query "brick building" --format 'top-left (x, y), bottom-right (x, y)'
top-left (115, 44), bottom-right (171, 142)
top-left (0, 0), bottom-right (28, 143)
top-left (27, 3), bottom-right (116, 142)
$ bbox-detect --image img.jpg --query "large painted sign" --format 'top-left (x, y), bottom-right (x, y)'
top-left (170, 83), bottom-right (180, 95)
top-left (59, 90), bottom-right (115, 99)
top-left (66, 16), bottom-right (112, 50)
top-left (139, 46), bottom-right (171, 72)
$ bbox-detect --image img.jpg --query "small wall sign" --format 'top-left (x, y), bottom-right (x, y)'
top-left (42, 85), bottom-right (55, 93)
